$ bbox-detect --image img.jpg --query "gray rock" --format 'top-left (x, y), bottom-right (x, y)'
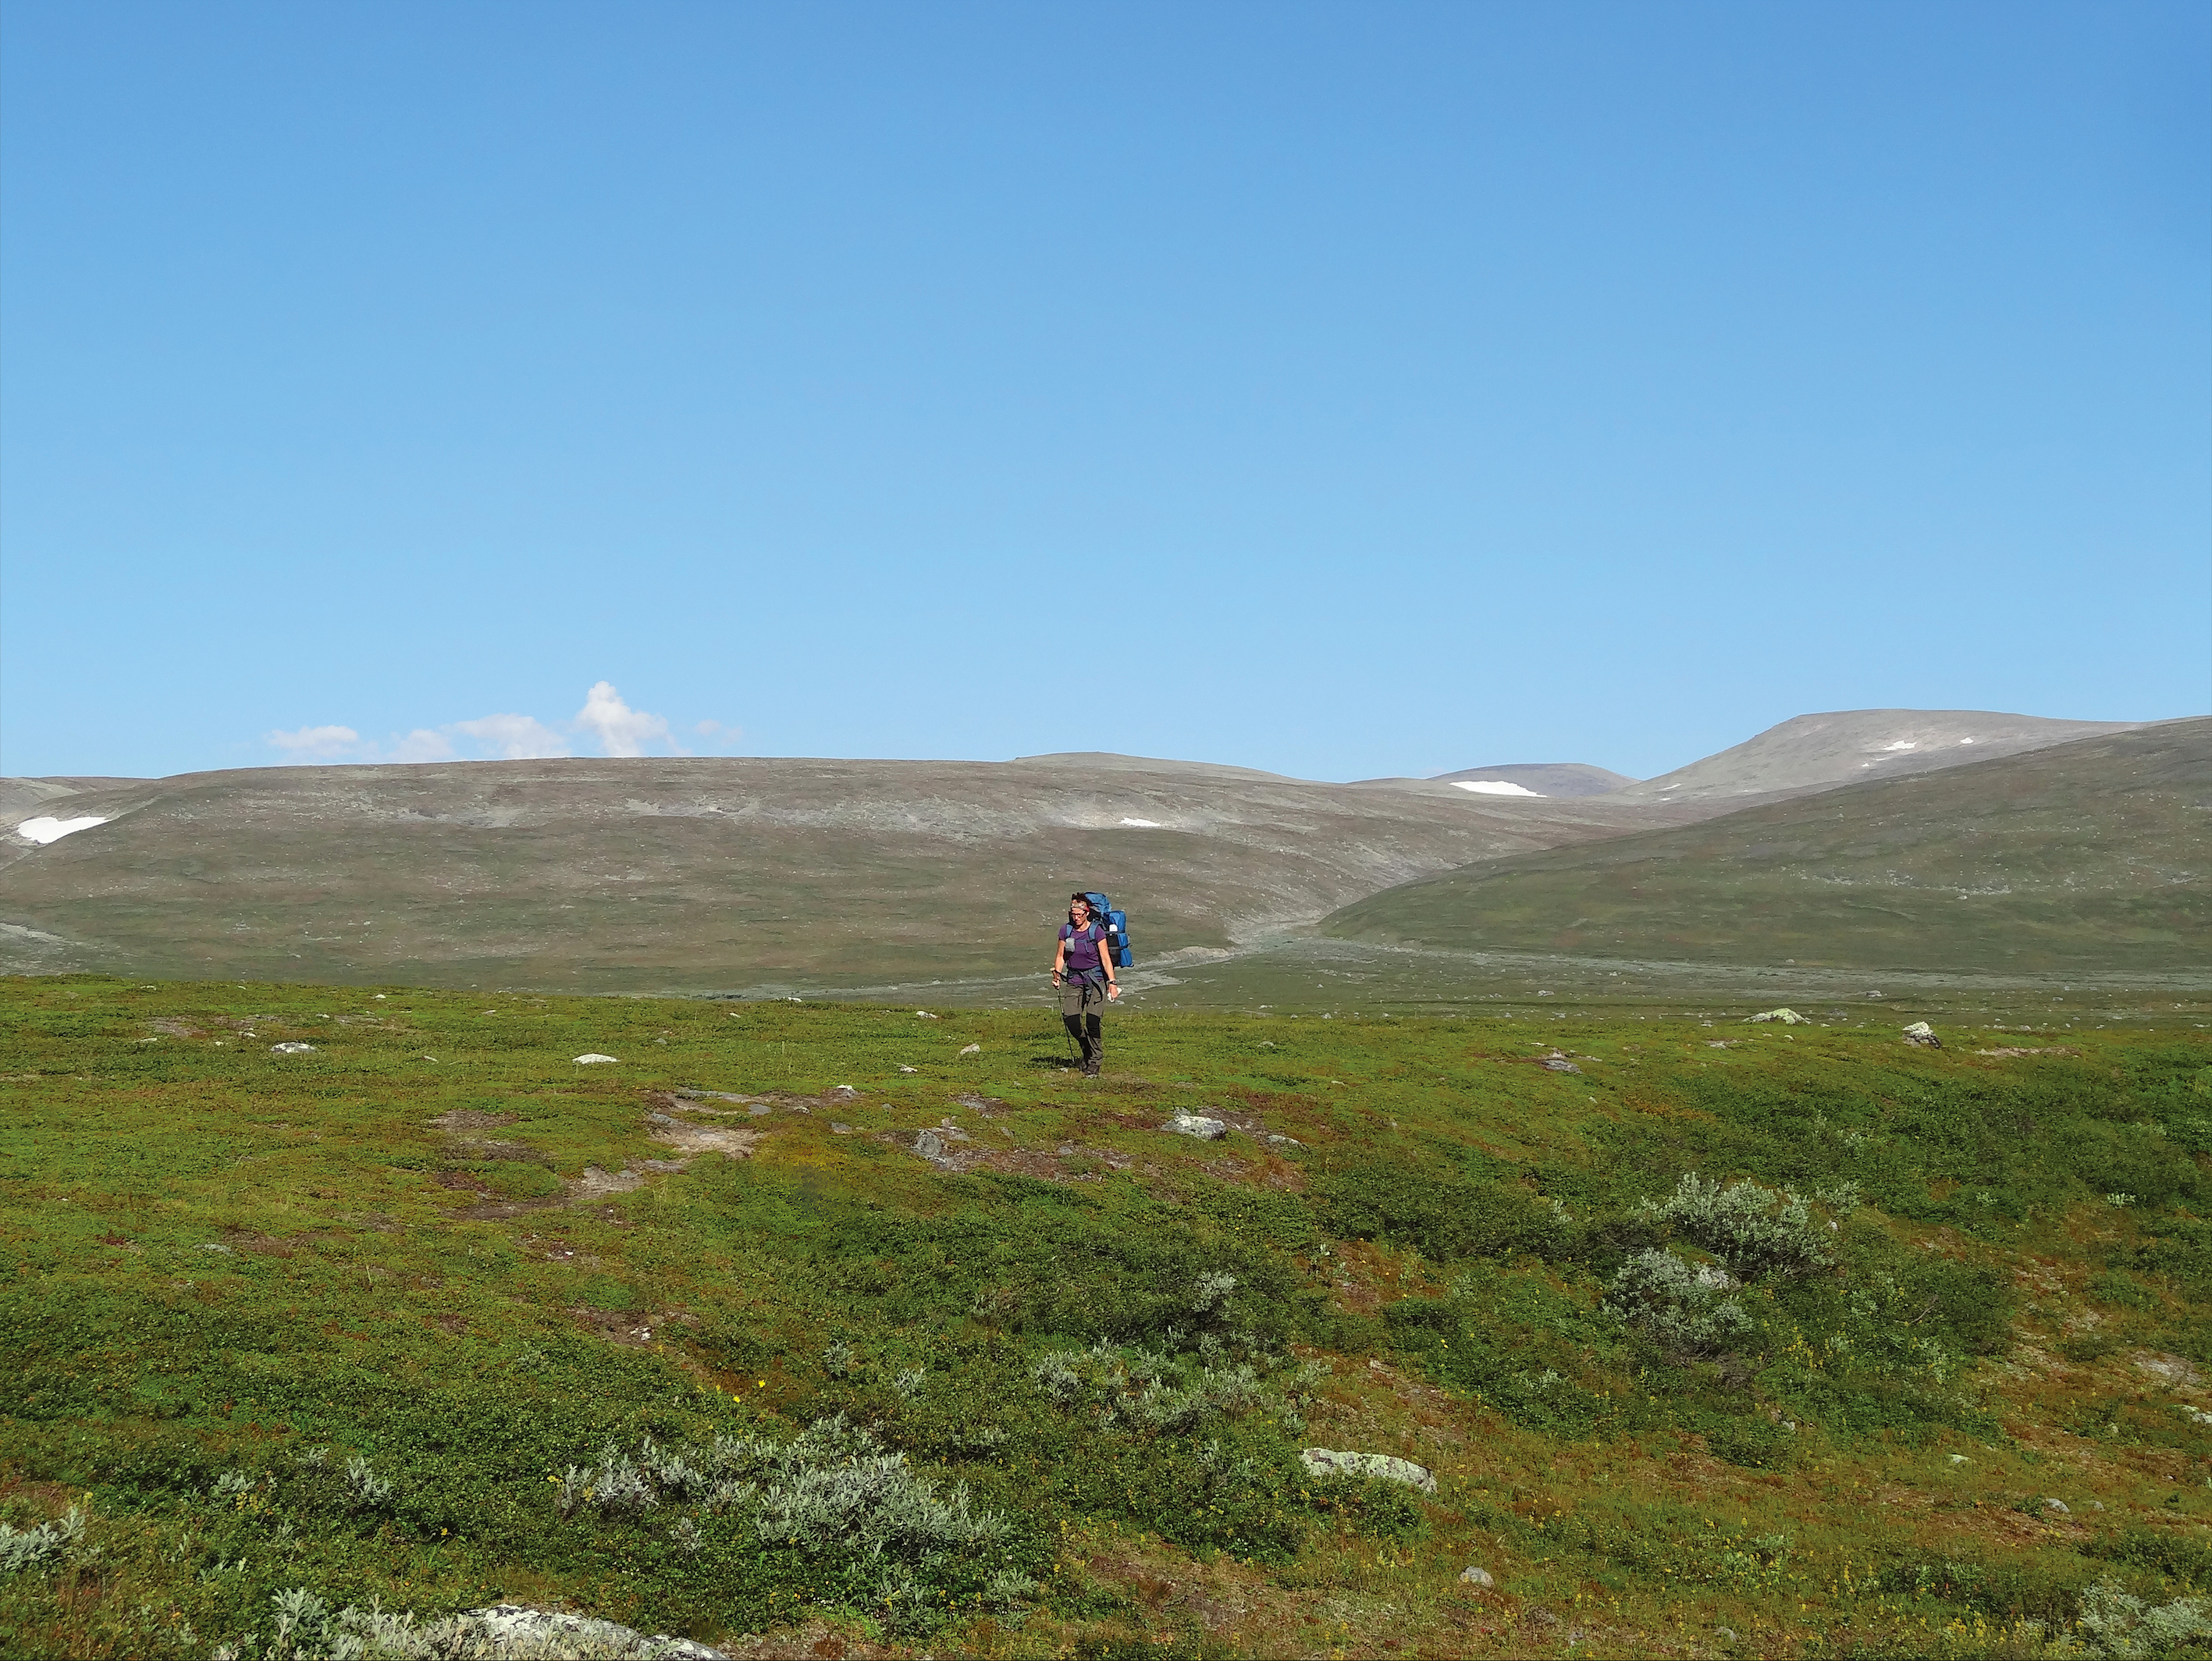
top-left (270, 1041), bottom-right (318, 1055)
top-left (1263, 1133), bottom-right (1304, 1149)
top-left (2041, 1497), bottom-right (2070, 1515)
top-left (1164, 1112), bottom-right (1228, 1140)
top-left (1299, 1447), bottom-right (1436, 1494)
top-left (916, 1129), bottom-right (949, 1161)
top-left (1458, 1564), bottom-right (1495, 1586)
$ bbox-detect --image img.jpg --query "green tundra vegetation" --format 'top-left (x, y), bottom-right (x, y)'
top-left (2, 977), bottom-right (2210, 1658)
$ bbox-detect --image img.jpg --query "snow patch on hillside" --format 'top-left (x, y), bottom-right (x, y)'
top-left (16, 816), bottom-right (108, 845)
top-left (1451, 781), bottom-right (1545, 798)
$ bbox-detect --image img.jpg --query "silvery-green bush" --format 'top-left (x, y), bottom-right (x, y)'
top-left (1640, 1174), bottom-right (1837, 1280)
top-left (555, 1414), bottom-right (1013, 1583)
top-left (214, 1589), bottom-right (723, 1660)
top-left (342, 1456), bottom-right (393, 1511)
top-left (0, 1503), bottom-right (85, 1574)
top-left (2068, 1579), bottom-right (2212, 1657)
top-left (1029, 1339), bottom-right (1318, 1433)
top-left (1606, 1249), bottom-right (1754, 1357)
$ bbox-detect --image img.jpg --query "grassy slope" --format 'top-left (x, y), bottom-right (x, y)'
top-left (0, 759), bottom-right (1687, 992)
top-left (1323, 720), bottom-right (2212, 974)
top-left (2, 980), bottom-right (2210, 1658)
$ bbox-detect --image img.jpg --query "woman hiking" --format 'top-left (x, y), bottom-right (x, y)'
top-left (1051, 891), bottom-right (1120, 1076)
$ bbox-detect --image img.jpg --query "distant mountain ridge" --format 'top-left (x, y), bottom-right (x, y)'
top-left (3, 708), bottom-right (2185, 989)
top-left (0, 753), bottom-right (1695, 989)
top-left (1611, 709), bottom-right (2146, 804)
top-left (1325, 719), bottom-right (2212, 973)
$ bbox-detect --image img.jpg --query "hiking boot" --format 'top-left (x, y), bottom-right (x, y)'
top-left (1082, 1057), bottom-right (1101, 1077)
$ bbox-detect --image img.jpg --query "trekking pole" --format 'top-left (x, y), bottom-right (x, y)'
top-left (1051, 973), bottom-right (1077, 1067)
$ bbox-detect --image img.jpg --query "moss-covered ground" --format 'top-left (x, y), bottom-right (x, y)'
top-left (2, 976), bottom-right (2210, 1657)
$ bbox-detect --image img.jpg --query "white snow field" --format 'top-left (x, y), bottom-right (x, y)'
top-left (1450, 781), bottom-right (1545, 798)
top-left (14, 816), bottom-right (108, 845)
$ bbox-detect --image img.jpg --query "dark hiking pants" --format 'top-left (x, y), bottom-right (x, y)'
top-left (1059, 980), bottom-right (1107, 1064)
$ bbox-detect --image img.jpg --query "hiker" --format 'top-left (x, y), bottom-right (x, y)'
top-left (1051, 891), bottom-right (1120, 1075)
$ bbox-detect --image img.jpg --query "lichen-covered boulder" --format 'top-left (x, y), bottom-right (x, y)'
top-left (1300, 1447), bottom-right (1436, 1493)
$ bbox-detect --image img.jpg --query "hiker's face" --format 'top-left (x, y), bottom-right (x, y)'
top-left (1070, 902), bottom-right (1090, 923)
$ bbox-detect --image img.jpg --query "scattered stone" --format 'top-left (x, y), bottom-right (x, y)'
top-left (573, 1053), bottom-right (620, 1065)
top-left (1541, 1053), bottom-right (1581, 1073)
top-left (1949, 1454), bottom-right (1970, 1464)
top-left (2041, 1497), bottom-right (2070, 1515)
top-left (916, 1129), bottom-right (948, 1161)
top-left (916, 1011), bottom-right (939, 1019)
top-left (270, 1042), bottom-right (318, 1055)
top-left (1458, 1565), bottom-right (1495, 1587)
top-left (1902, 1022), bottom-right (1942, 1048)
top-left (958, 1043), bottom-right (981, 1055)
top-left (1300, 1448), bottom-right (1436, 1494)
top-left (571, 1165), bottom-right (645, 1198)
top-left (1163, 1112), bottom-right (1228, 1140)
top-left (830, 1123), bottom-right (852, 1135)
top-left (1264, 1133), bottom-right (1304, 1149)
top-left (898, 1065), bottom-right (919, 1074)
top-left (1747, 1008), bottom-right (1808, 1024)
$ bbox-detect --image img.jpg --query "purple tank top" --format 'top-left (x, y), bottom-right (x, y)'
top-left (1060, 922), bottom-right (1106, 982)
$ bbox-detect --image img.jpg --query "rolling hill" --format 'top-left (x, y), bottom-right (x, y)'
top-left (1609, 708), bottom-right (2145, 804)
top-left (0, 752), bottom-right (1698, 991)
top-left (1322, 718), bottom-right (2212, 973)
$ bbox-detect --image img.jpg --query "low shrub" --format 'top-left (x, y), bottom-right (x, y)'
top-left (1638, 1173), bottom-right (1840, 1281)
top-left (1606, 1249), bottom-right (1751, 1357)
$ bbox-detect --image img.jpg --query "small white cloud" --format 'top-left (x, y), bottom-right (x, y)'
top-left (577, 681), bottom-right (670, 758)
top-left (385, 728), bottom-right (457, 764)
top-left (451, 713), bottom-right (571, 760)
top-left (267, 724), bottom-right (364, 760)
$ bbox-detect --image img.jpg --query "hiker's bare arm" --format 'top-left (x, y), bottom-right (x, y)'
top-left (1051, 935), bottom-right (1067, 983)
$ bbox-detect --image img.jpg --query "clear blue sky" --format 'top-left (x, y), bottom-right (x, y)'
top-left (3, 2), bottom-right (2206, 783)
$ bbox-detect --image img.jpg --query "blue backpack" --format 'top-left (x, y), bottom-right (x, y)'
top-left (1082, 891), bottom-right (1133, 967)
